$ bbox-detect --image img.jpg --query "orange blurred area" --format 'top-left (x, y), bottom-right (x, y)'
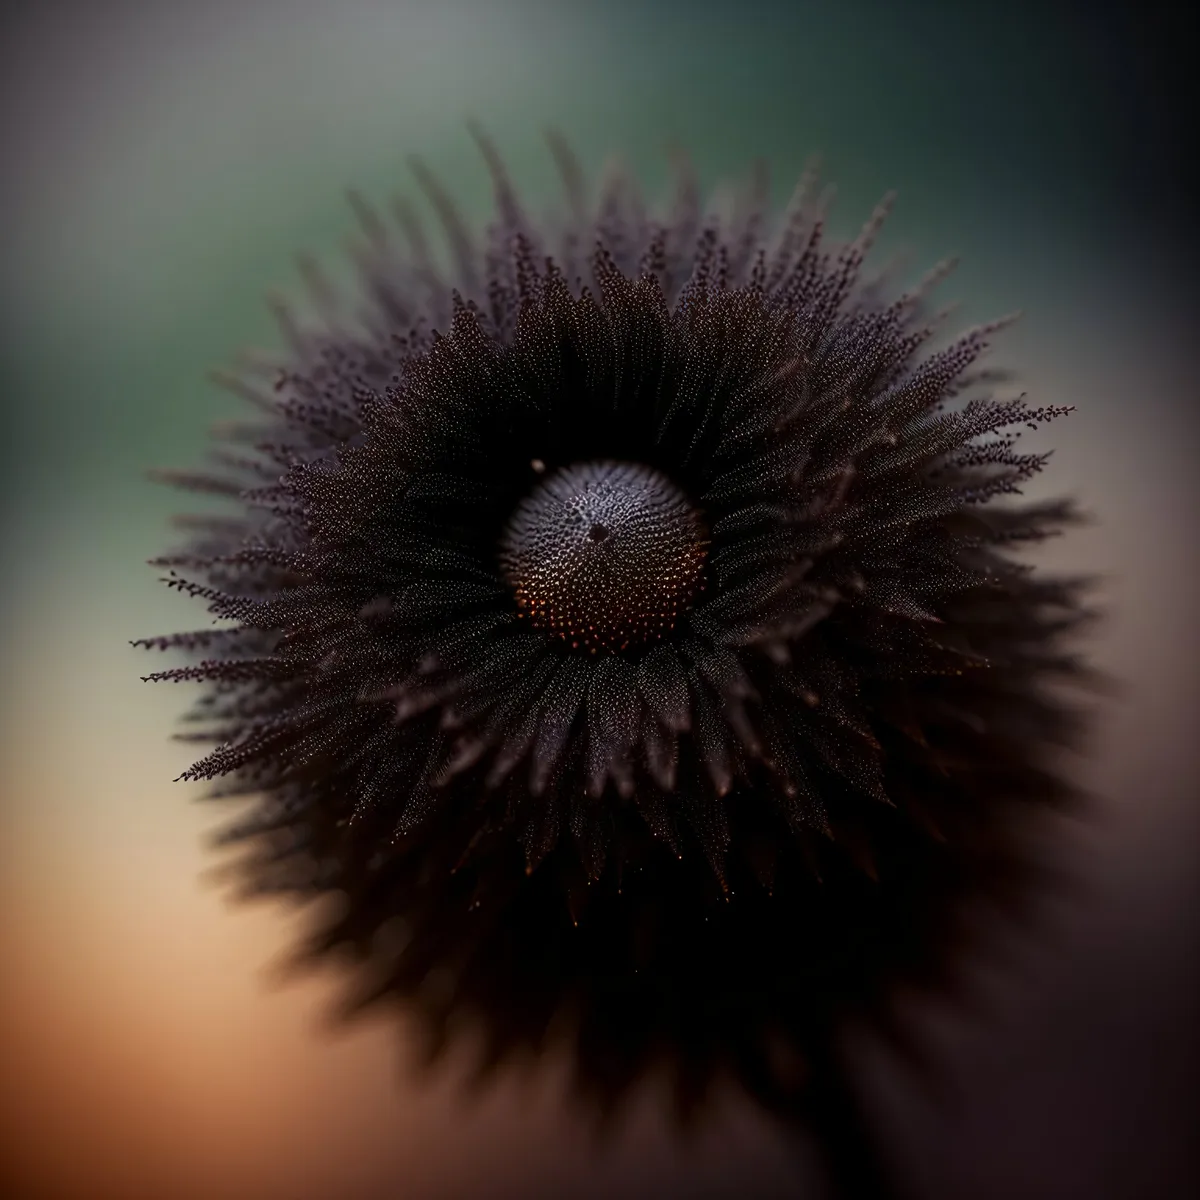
top-left (0, 576), bottom-right (802, 1199)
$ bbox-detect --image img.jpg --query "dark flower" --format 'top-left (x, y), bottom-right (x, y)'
top-left (141, 130), bottom-right (1091, 1193)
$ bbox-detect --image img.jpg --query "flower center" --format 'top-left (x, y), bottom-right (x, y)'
top-left (500, 460), bottom-right (707, 653)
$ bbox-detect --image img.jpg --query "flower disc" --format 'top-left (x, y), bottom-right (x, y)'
top-left (499, 461), bottom-right (707, 654)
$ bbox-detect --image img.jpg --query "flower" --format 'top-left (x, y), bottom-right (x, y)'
top-left (140, 130), bottom-right (1090, 1148)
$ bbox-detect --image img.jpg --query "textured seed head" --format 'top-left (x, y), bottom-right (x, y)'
top-left (500, 460), bottom-right (706, 654)
top-left (140, 130), bottom-right (1092, 1126)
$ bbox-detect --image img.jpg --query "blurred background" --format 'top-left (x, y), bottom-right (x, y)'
top-left (1, 2), bottom-right (1195, 1197)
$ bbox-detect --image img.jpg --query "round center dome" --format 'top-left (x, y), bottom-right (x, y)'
top-left (499, 460), bottom-right (707, 654)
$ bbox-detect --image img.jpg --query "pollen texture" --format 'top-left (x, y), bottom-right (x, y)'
top-left (500, 461), bottom-right (706, 653)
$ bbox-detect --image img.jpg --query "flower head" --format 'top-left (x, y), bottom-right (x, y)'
top-left (141, 130), bottom-right (1089, 1125)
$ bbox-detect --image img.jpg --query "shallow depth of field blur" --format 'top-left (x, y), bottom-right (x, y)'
top-left (1, 3), bottom-right (1195, 1198)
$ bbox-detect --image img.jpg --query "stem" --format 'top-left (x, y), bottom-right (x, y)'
top-left (801, 1032), bottom-right (902, 1200)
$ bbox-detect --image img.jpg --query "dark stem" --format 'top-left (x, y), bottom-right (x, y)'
top-left (800, 1031), bottom-right (903, 1200)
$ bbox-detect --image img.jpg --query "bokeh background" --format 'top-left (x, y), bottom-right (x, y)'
top-left (1, 2), bottom-right (1195, 1197)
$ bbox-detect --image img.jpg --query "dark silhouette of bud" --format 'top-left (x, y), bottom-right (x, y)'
top-left (140, 130), bottom-right (1092, 1198)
